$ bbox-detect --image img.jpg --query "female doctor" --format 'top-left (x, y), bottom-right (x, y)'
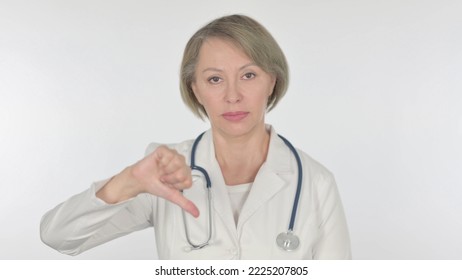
top-left (40, 15), bottom-right (351, 259)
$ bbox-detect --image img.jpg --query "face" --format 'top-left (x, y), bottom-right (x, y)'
top-left (191, 38), bottom-right (276, 139)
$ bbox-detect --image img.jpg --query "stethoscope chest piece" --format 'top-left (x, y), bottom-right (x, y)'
top-left (276, 231), bottom-right (300, 251)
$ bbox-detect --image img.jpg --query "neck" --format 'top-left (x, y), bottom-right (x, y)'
top-left (212, 124), bottom-right (270, 185)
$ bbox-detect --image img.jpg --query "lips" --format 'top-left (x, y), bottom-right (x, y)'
top-left (222, 111), bottom-right (249, 121)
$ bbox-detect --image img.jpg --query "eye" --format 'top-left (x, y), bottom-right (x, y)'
top-left (208, 76), bottom-right (222, 84)
top-left (242, 72), bottom-right (256, 80)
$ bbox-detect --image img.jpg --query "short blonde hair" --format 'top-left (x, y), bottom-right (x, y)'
top-left (180, 14), bottom-right (289, 119)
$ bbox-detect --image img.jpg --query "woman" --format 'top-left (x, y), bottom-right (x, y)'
top-left (40, 15), bottom-right (351, 259)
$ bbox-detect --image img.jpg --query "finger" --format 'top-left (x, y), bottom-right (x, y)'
top-left (161, 154), bottom-right (187, 174)
top-left (169, 180), bottom-right (193, 191)
top-left (164, 189), bottom-right (200, 218)
top-left (160, 170), bottom-right (192, 188)
top-left (154, 146), bottom-right (176, 167)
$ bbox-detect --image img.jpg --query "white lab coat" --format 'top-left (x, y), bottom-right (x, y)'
top-left (40, 126), bottom-right (351, 259)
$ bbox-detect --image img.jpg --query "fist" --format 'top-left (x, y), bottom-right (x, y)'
top-left (130, 145), bottom-right (199, 217)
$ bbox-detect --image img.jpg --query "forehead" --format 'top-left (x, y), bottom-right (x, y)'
top-left (196, 37), bottom-right (253, 66)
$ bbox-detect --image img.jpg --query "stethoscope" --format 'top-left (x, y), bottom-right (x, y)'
top-left (182, 132), bottom-right (303, 252)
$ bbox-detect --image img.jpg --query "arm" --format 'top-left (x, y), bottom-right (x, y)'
top-left (40, 145), bottom-right (198, 255)
top-left (312, 173), bottom-right (352, 259)
top-left (40, 179), bottom-right (153, 255)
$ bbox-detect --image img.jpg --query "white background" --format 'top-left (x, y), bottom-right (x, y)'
top-left (1, 0), bottom-right (461, 259)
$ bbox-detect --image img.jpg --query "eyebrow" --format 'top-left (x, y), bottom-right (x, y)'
top-left (202, 62), bottom-right (258, 73)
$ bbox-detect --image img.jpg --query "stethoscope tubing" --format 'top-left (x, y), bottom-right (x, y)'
top-left (277, 134), bottom-right (303, 232)
top-left (184, 131), bottom-right (303, 251)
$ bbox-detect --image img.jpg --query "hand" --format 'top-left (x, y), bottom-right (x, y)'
top-left (97, 145), bottom-right (199, 218)
top-left (130, 145), bottom-right (199, 217)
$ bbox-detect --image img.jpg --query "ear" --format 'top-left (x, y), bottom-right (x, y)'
top-left (191, 82), bottom-right (203, 104)
top-left (269, 75), bottom-right (277, 96)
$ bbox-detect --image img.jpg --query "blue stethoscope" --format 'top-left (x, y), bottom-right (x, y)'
top-left (182, 132), bottom-right (303, 252)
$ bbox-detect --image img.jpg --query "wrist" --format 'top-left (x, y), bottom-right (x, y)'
top-left (96, 167), bottom-right (142, 204)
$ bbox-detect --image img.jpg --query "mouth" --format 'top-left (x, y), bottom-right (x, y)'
top-left (222, 111), bottom-right (249, 122)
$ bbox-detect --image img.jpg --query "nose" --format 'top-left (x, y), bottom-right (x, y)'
top-left (224, 80), bottom-right (242, 104)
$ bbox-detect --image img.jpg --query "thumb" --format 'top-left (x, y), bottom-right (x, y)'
top-left (164, 188), bottom-right (200, 218)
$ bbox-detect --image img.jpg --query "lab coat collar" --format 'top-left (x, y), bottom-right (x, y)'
top-left (193, 125), bottom-right (295, 237)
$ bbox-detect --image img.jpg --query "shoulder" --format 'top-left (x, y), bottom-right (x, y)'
top-left (297, 149), bottom-right (335, 183)
top-left (144, 138), bottom-right (195, 156)
top-left (270, 125), bottom-right (335, 182)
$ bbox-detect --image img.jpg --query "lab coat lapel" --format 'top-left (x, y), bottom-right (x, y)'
top-left (195, 131), bottom-right (237, 237)
top-left (237, 127), bottom-right (294, 232)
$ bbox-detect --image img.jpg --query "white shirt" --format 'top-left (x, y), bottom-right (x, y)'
top-left (226, 183), bottom-right (252, 226)
top-left (40, 125), bottom-right (351, 259)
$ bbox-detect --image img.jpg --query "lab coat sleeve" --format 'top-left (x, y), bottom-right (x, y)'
top-left (40, 179), bottom-right (154, 256)
top-left (312, 173), bottom-right (352, 259)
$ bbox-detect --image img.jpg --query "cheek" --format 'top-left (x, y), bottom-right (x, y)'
top-left (253, 84), bottom-right (272, 104)
top-left (191, 82), bottom-right (203, 105)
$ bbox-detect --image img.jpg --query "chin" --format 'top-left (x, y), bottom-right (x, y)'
top-left (213, 119), bottom-right (264, 138)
